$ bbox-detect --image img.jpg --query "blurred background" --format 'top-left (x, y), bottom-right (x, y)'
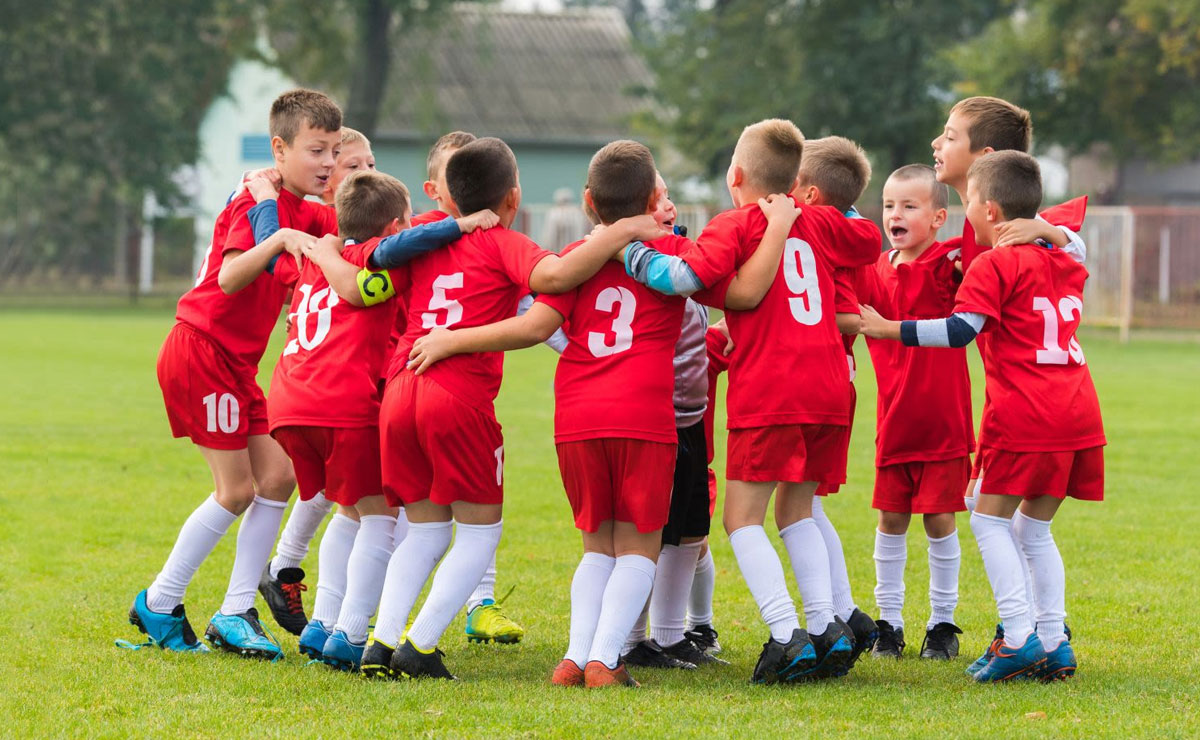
top-left (2, 0), bottom-right (1198, 335)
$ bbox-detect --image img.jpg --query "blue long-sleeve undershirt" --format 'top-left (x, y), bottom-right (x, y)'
top-left (368, 217), bottom-right (462, 269)
top-left (899, 312), bottom-right (987, 348)
top-left (624, 241), bottom-right (704, 296)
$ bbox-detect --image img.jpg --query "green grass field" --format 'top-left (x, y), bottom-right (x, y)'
top-left (2, 307), bottom-right (1198, 738)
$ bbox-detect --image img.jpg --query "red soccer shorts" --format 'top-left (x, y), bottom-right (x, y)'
top-left (556, 438), bottom-right (676, 533)
top-left (873, 457), bottom-right (970, 514)
top-left (157, 322), bottom-right (268, 450)
top-left (817, 384), bottom-right (857, 496)
top-left (380, 371), bottom-right (505, 507)
top-left (978, 445), bottom-right (1105, 501)
top-left (726, 423), bottom-right (846, 484)
top-left (272, 425), bottom-right (387, 506)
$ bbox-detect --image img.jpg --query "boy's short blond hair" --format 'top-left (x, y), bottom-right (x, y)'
top-left (950, 96), bottom-right (1032, 154)
top-left (887, 164), bottom-right (949, 210)
top-left (340, 127), bottom-right (371, 150)
top-left (797, 136), bottom-right (872, 212)
top-left (967, 151), bottom-right (1042, 221)
top-left (335, 170), bottom-right (411, 243)
top-left (586, 140), bottom-right (657, 224)
top-left (427, 131), bottom-right (477, 181)
top-left (269, 89), bottom-right (342, 145)
top-left (735, 119), bottom-right (805, 195)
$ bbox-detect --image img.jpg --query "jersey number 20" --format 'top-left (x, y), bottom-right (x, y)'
top-left (783, 238), bottom-right (822, 325)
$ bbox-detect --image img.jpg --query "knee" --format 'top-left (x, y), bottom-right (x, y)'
top-left (213, 482), bottom-right (257, 515)
top-left (923, 513), bottom-right (957, 539)
top-left (878, 511), bottom-right (910, 535)
top-left (255, 470), bottom-right (296, 501)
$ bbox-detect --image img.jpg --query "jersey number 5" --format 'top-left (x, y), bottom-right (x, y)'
top-left (783, 238), bottom-right (823, 326)
top-left (1033, 295), bottom-right (1085, 365)
top-left (588, 286), bottom-right (637, 357)
top-left (422, 273), bottom-right (464, 330)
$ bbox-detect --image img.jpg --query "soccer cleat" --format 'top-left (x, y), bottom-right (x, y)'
top-left (584, 660), bottom-right (640, 688)
top-left (750, 628), bottom-right (816, 685)
top-left (845, 609), bottom-right (879, 665)
top-left (258, 565), bottom-right (309, 636)
top-left (321, 630), bottom-right (365, 672)
top-left (298, 619), bottom-right (333, 660)
top-left (661, 637), bottom-right (730, 667)
top-left (1040, 639), bottom-right (1077, 682)
top-left (967, 624), bottom-right (1004, 676)
top-left (390, 640), bottom-right (456, 680)
top-left (551, 659), bottom-right (586, 687)
top-left (920, 622), bottom-right (963, 660)
top-left (360, 638), bottom-right (398, 680)
top-left (465, 597), bottom-right (525, 644)
top-left (802, 618), bottom-right (855, 680)
top-left (623, 640), bottom-right (696, 670)
top-left (122, 590), bottom-right (210, 653)
top-left (204, 608), bottom-right (284, 661)
top-left (872, 619), bottom-right (906, 658)
top-left (974, 633), bottom-right (1047, 683)
top-left (684, 623), bottom-right (722, 655)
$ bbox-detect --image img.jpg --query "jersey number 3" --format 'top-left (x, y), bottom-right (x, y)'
top-left (588, 286), bottom-right (637, 357)
top-left (1034, 295), bottom-right (1085, 365)
top-left (783, 238), bottom-right (822, 325)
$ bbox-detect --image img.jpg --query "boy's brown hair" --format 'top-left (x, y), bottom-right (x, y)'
top-left (798, 136), bottom-right (872, 212)
top-left (887, 164), bottom-right (949, 210)
top-left (335, 170), bottom-right (411, 242)
top-left (340, 127), bottom-right (371, 149)
top-left (427, 131), bottom-right (477, 180)
top-left (446, 137), bottom-right (518, 215)
top-left (586, 140), bottom-right (657, 224)
top-left (950, 96), bottom-right (1032, 154)
top-left (735, 119), bottom-right (805, 194)
top-left (269, 89), bottom-right (343, 145)
top-left (967, 151), bottom-right (1042, 220)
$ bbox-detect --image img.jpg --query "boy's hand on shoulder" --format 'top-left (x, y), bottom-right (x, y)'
top-left (457, 209), bottom-right (500, 234)
top-left (616, 214), bottom-right (666, 243)
top-left (993, 218), bottom-right (1053, 248)
top-left (303, 233), bottom-right (343, 265)
top-left (758, 193), bottom-right (801, 226)
top-left (247, 172), bottom-right (280, 203)
top-left (408, 328), bottom-right (458, 375)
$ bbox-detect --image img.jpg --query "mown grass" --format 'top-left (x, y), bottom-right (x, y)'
top-left (1, 308), bottom-right (1197, 738)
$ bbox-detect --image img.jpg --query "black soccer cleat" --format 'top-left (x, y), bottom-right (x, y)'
top-left (684, 623), bottom-right (722, 655)
top-left (802, 618), bottom-right (855, 680)
top-left (845, 608), bottom-right (879, 665)
top-left (390, 640), bottom-right (457, 680)
top-left (750, 628), bottom-right (816, 685)
top-left (872, 619), bottom-right (906, 658)
top-left (661, 637), bottom-right (730, 667)
top-left (257, 565), bottom-right (308, 637)
top-left (622, 640), bottom-right (696, 670)
top-left (360, 639), bottom-right (398, 680)
top-left (920, 622), bottom-right (963, 660)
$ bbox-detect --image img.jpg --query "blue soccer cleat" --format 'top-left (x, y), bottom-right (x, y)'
top-left (120, 589), bottom-right (210, 653)
top-left (205, 608), bottom-right (284, 661)
top-left (973, 633), bottom-right (1047, 683)
top-left (1040, 639), bottom-right (1077, 682)
top-left (321, 630), bottom-right (365, 672)
top-left (298, 619), bottom-right (333, 660)
top-left (750, 628), bottom-right (816, 684)
top-left (798, 618), bottom-right (855, 681)
top-left (967, 623), bottom-right (1005, 676)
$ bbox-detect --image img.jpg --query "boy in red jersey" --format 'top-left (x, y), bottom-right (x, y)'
top-left (405, 141), bottom-right (799, 687)
top-left (861, 151), bottom-right (1104, 683)
top-left (123, 90), bottom-right (341, 658)
top-left (855, 165), bottom-right (973, 660)
top-left (361, 137), bottom-right (666, 681)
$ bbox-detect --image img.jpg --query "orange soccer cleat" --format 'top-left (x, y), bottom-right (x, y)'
top-left (584, 660), bottom-right (640, 688)
top-left (550, 659), bottom-right (585, 687)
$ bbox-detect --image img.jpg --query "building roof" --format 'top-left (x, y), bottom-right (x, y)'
top-left (375, 4), bottom-right (652, 146)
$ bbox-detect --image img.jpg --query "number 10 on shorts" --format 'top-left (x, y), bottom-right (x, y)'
top-left (202, 392), bottom-right (240, 434)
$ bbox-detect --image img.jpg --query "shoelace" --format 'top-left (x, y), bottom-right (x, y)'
top-left (281, 581), bottom-right (308, 613)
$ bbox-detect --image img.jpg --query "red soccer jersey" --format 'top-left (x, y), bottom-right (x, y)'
top-left (538, 234), bottom-right (688, 444)
top-left (267, 238), bottom-right (401, 429)
top-left (954, 243), bottom-right (1105, 452)
top-left (176, 189), bottom-right (338, 371)
top-left (859, 240), bottom-right (975, 466)
top-left (833, 266), bottom-right (868, 378)
top-left (681, 200), bottom-right (881, 428)
top-left (382, 209), bottom-right (450, 376)
top-left (960, 196), bottom-right (1089, 275)
top-left (387, 226), bottom-right (552, 411)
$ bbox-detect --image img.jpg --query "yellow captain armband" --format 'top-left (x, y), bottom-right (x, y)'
top-left (357, 268), bottom-right (396, 306)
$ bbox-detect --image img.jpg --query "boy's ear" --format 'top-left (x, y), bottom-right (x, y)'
top-left (271, 135), bottom-right (288, 161)
top-left (505, 186), bottom-right (521, 212)
top-left (728, 164), bottom-right (745, 189)
top-left (932, 207), bottom-right (948, 229)
top-left (383, 217), bottom-right (402, 237)
top-left (583, 188), bottom-right (596, 214)
top-left (985, 200), bottom-right (1001, 224)
top-left (796, 184), bottom-right (820, 205)
top-left (422, 180), bottom-right (438, 202)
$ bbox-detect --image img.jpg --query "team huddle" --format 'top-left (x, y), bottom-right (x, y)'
top-left (119, 88), bottom-right (1104, 688)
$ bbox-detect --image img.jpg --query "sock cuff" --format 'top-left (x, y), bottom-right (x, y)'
top-left (926, 531), bottom-right (959, 545)
top-left (581, 551), bottom-right (616, 570)
top-left (614, 553), bottom-right (656, 577)
top-left (309, 490), bottom-right (334, 510)
top-left (455, 520), bottom-right (503, 533)
top-left (329, 512), bottom-right (362, 531)
top-left (727, 524), bottom-right (766, 543)
top-left (875, 529), bottom-right (907, 544)
top-left (201, 494), bottom-right (239, 527)
top-left (252, 495), bottom-right (288, 509)
top-left (969, 511), bottom-right (1012, 527)
top-left (1013, 510), bottom-right (1050, 529)
top-left (359, 514), bottom-right (397, 530)
top-left (409, 519), bottom-right (453, 532)
top-left (777, 518), bottom-right (815, 538)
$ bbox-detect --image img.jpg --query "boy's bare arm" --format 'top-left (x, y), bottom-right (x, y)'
top-left (723, 195), bottom-right (801, 310)
top-left (407, 302), bottom-right (565, 374)
top-left (218, 228), bottom-right (313, 295)
top-left (303, 235), bottom-right (366, 307)
top-left (529, 215), bottom-right (663, 294)
top-left (836, 312), bottom-right (862, 335)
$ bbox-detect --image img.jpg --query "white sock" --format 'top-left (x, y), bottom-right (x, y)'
top-left (874, 530), bottom-right (908, 628)
top-left (371, 520), bottom-right (453, 647)
top-left (686, 548), bottom-right (716, 629)
top-left (1010, 511), bottom-right (1038, 627)
top-left (219, 496), bottom-right (287, 615)
top-left (779, 518), bottom-right (835, 635)
top-left (729, 525), bottom-right (800, 642)
top-left (270, 492), bottom-right (332, 577)
top-left (623, 598), bottom-right (649, 653)
top-left (565, 553), bottom-right (615, 669)
top-left (927, 531), bottom-right (960, 627)
top-left (147, 494), bottom-right (237, 612)
top-left (467, 552), bottom-right (498, 611)
top-left (649, 542), bottom-right (702, 647)
top-left (333, 514), bottom-right (396, 643)
top-left (970, 512), bottom-right (1033, 646)
top-left (393, 507), bottom-right (409, 548)
top-left (812, 497), bottom-right (857, 620)
top-left (405, 521), bottom-right (503, 651)
top-left (588, 554), bottom-right (657, 669)
top-left (311, 513), bottom-right (360, 628)
top-left (1013, 511), bottom-right (1067, 650)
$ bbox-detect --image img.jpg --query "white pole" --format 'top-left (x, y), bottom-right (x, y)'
top-left (139, 190), bottom-right (156, 295)
top-left (1158, 225), bottom-right (1170, 305)
top-left (1118, 207), bottom-right (1135, 344)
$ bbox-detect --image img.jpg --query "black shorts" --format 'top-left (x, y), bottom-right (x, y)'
top-left (662, 420), bottom-right (711, 546)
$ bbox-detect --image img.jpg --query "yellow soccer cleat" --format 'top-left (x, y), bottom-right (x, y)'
top-left (465, 595), bottom-right (525, 644)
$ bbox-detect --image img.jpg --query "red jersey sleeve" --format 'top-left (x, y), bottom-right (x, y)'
top-left (953, 250), bottom-right (1008, 324)
top-left (833, 268), bottom-right (859, 314)
top-left (536, 239), bottom-right (581, 319)
top-left (499, 232), bottom-right (553, 293)
top-left (272, 253), bottom-right (301, 288)
top-left (818, 208), bottom-right (882, 268)
top-left (681, 211), bottom-right (746, 288)
top-left (220, 193), bottom-right (257, 256)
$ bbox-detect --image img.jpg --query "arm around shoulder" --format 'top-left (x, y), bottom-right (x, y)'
top-left (407, 302), bottom-right (566, 374)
